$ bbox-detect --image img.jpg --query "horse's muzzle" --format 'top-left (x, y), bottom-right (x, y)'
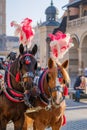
top-left (22, 71), bottom-right (35, 90)
top-left (24, 81), bottom-right (33, 90)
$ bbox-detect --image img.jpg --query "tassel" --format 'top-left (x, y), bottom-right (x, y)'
top-left (58, 78), bottom-right (63, 83)
top-left (62, 115), bottom-right (66, 126)
top-left (15, 72), bottom-right (20, 82)
top-left (0, 74), bottom-right (3, 79)
top-left (63, 86), bottom-right (68, 96)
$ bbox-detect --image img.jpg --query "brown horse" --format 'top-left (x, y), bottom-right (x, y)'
top-left (0, 44), bottom-right (37, 130)
top-left (23, 58), bottom-right (70, 130)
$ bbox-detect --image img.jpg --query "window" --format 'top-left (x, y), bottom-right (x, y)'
top-left (84, 10), bottom-right (87, 16)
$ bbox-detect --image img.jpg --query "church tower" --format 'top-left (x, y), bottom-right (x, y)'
top-left (0, 0), bottom-right (6, 34)
top-left (32, 0), bottom-right (59, 67)
top-left (45, 0), bottom-right (59, 21)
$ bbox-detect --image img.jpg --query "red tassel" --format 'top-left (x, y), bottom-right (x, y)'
top-left (58, 78), bottom-right (63, 83)
top-left (0, 74), bottom-right (3, 79)
top-left (62, 115), bottom-right (66, 126)
top-left (15, 72), bottom-right (20, 82)
top-left (63, 86), bottom-right (68, 96)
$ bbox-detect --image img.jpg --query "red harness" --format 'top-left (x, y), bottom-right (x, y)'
top-left (3, 64), bottom-right (24, 102)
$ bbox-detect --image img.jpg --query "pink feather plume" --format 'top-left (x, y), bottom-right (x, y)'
top-left (10, 18), bottom-right (34, 48)
top-left (48, 31), bottom-right (74, 59)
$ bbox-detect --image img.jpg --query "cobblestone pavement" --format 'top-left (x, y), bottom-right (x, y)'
top-left (7, 98), bottom-right (87, 130)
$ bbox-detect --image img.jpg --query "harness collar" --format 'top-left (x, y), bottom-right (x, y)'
top-left (3, 64), bottom-right (24, 102)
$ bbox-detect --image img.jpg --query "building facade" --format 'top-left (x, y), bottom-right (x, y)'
top-left (34, 0), bottom-right (87, 87)
top-left (0, 35), bottom-right (19, 56)
top-left (62, 0), bottom-right (87, 87)
top-left (33, 0), bottom-right (60, 67)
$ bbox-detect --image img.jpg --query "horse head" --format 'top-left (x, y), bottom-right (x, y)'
top-left (4, 44), bottom-right (37, 103)
top-left (42, 58), bottom-right (70, 108)
top-left (16, 44), bottom-right (37, 91)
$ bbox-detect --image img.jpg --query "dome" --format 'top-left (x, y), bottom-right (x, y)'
top-left (45, 1), bottom-right (58, 15)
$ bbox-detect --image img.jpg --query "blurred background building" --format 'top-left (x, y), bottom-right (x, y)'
top-left (1, 0), bottom-right (87, 88)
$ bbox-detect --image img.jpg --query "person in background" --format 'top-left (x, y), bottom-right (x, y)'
top-left (74, 75), bottom-right (84, 102)
top-left (74, 68), bottom-right (87, 102)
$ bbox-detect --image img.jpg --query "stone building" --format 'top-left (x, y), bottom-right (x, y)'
top-left (33, 0), bottom-right (87, 87)
top-left (0, 34), bottom-right (19, 57)
top-left (61, 0), bottom-right (87, 87)
top-left (32, 0), bottom-right (59, 68)
top-left (0, 0), bottom-right (19, 57)
top-left (0, 0), bottom-right (6, 55)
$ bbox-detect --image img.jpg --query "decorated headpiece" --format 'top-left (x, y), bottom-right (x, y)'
top-left (48, 31), bottom-right (74, 60)
top-left (10, 18), bottom-right (34, 48)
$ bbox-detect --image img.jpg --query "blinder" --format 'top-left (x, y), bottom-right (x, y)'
top-left (58, 69), bottom-right (63, 78)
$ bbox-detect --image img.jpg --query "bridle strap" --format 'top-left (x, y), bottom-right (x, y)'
top-left (49, 85), bottom-right (63, 93)
top-left (19, 53), bottom-right (34, 60)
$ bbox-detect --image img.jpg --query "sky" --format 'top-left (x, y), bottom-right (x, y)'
top-left (6, 0), bottom-right (69, 36)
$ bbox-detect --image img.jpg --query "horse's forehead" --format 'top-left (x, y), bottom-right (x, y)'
top-left (20, 53), bottom-right (36, 62)
top-left (48, 66), bottom-right (57, 73)
top-left (20, 53), bottom-right (33, 59)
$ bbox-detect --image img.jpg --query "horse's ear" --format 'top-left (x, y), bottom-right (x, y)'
top-left (48, 58), bottom-right (54, 69)
top-left (62, 60), bottom-right (68, 69)
top-left (30, 44), bottom-right (37, 55)
top-left (19, 44), bottom-right (24, 55)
